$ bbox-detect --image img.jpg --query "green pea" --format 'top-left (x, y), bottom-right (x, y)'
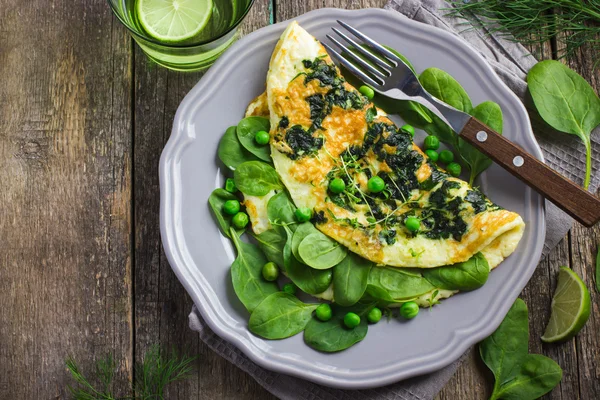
top-left (400, 302), bottom-right (419, 319)
top-left (367, 176), bottom-right (385, 193)
top-left (439, 149), bottom-right (454, 164)
top-left (282, 283), bottom-right (297, 295)
top-left (400, 124), bottom-right (415, 138)
top-left (223, 199), bottom-right (241, 215)
top-left (232, 212), bottom-right (249, 229)
top-left (447, 162), bottom-right (462, 177)
top-left (315, 303), bottom-right (332, 321)
top-left (329, 178), bottom-right (346, 194)
top-left (367, 307), bottom-right (382, 324)
top-left (425, 149), bottom-right (439, 162)
top-left (295, 207), bottom-right (313, 222)
top-left (225, 178), bottom-right (237, 193)
top-left (254, 130), bottom-right (270, 145)
top-left (405, 216), bottom-right (420, 232)
top-left (343, 312), bottom-right (361, 329)
top-left (261, 262), bottom-right (279, 282)
top-left (423, 135), bottom-right (440, 150)
top-left (359, 85), bottom-right (375, 100)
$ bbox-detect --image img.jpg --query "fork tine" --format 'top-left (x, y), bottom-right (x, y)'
top-left (336, 20), bottom-right (403, 65)
top-left (331, 27), bottom-right (394, 70)
top-left (322, 43), bottom-right (382, 87)
top-left (326, 35), bottom-right (388, 79)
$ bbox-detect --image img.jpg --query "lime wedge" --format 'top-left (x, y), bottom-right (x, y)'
top-left (541, 266), bottom-right (591, 343)
top-left (137, 0), bottom-right (213, 43)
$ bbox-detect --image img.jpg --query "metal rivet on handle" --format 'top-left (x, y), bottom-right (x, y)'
top-left (513, 156), bottom-right (524, 167)
top-left (476, 131), bottom-right (488, 142)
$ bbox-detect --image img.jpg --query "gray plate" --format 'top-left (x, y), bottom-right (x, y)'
top-left (160, 8), bottom-right (545, 389)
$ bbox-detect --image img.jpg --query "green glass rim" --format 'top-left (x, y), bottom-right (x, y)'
top-left (107, 0), bottom-right (256, 48)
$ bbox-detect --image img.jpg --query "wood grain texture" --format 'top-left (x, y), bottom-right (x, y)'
top-left (0, 0), bottom-right (133, 398)
top-left (132, 1), bottom-right (276, 399)
top-left (1, 0), bottom-right (599, 399)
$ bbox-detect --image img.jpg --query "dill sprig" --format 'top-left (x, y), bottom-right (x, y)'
top-left (66, 345), bottom-right (196, 400)
top-left (447, 0), bottom-right (600, 65)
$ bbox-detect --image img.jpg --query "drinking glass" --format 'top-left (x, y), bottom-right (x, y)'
top-left (107, 0), bottom-right (255, 71)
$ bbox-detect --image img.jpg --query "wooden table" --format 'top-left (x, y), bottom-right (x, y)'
top-left (1, 0), bottom-right (598, 398)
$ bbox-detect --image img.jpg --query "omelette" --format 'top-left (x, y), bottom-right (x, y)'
top-left (243, 21), bottom-right (524, 280)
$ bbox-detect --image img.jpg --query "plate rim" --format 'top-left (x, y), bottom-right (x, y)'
top-left (160, 7), bottom-right (546, 389)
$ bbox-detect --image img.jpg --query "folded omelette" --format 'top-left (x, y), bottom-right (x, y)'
top-left (244, 22), bottom-right (524, 272)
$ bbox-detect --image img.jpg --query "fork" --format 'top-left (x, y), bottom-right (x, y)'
top-left (323, 20), bottom-right (600, 228)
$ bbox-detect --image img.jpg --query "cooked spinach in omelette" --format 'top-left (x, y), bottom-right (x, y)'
top-left (210, 21), bottom-right (526, 352)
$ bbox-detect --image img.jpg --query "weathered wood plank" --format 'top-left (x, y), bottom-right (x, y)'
top-left (562, 39), bottom-right (600, 399)
top-left (132, 1), bottom-right (276, 399)
top-left (0, 0), bottom-right (133, 398)
top-left (275, 0), bottom-right (387, 21)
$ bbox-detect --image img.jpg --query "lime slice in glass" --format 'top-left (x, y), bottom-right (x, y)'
top-left (541, 266), bottom-right (591, 343)
top-left (137, 0), bottom-right (214, 43)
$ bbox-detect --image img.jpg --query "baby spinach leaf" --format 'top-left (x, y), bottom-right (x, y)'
top-left (480, 299), bottom-right (562, 400)
top-left (230, 229), bottom-right (279, 312)
top-left (291, 222), bottom-right (320, 261)
top-left (422, 252), bottom-right (490, 291)
top-left (298, 233), bottom-right (347, 270)
top-left (236, 117), bottom-right (272, 163)
top-left (218, 126), bottom-right (258, 170)
top-left (234, 161), bottom-right (282, 196)
top-left (366, 267), bottom-right (436, 301)
top-left (252, 229), bottom-right (286, 268)
top-left (248, 292), bottom-right (318, 340)
top-left (527, 60), bottom-right (600, 189)
top-left (283, 226), bottom-right (332, 295)
top-left (208, 189), bottom-right (239, 238)
top-left (458, 101), bottom-right (503, 185)
top-left (418, 67), bottom-right (473, 148)
top-left (333, 253), bottom-right (373, 307)
top-left (420, 68), bottom-right (473, 114)
top-left (267, 191), bottom-right (297, 233)
top-left (304, 302), bottom-right (373, 352)
top-left (492, 354), bottom-right (563, 400)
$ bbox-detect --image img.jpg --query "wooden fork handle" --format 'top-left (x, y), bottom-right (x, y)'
top-left (460, 117), bottom-right (600, 227)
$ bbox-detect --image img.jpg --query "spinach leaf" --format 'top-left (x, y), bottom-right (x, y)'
top-left (252, 229), bottom-right (286, 268)
top-left (480, 299), bottom-right (562, 400)
top-left (283, 226), bottom-right (332, 295)
top-left (267, 191), bottom-right (296, 233)
top-left (333, 253), bottom-right (373, 307)
top-left (527, 60), bottom-right (600, 189)
top-left (298, 233), bottom-right (347, 270)
top-left (458, 101), bottom-right (503, 185)
top-left (420, 67), bottom-right (473, 114)
top-left (304, 302), bottom-right (373, 352)
top-left (208, 189), bottom-right (239, 238)
top-left (366, 267), bottom-right (436, 301)
top-left (422, 252), bottom-right (489, 291)
top-left (230, 228), bottom-right (279, 312)
top-left (419, 67), bottom-right (473, 147)
top-left (218, 126), bottom-right (258, 170)
top-left (234, 161), bottom-right (282, 196)
top-left (236, 117), bottom-right (272, 163)
top-left (248, 292), bottom-right (318, 339)
top-left (291, 222), bottom-right (320, 261)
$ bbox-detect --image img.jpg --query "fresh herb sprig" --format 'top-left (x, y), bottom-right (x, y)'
top-left (448, 0), bottom-right (600, 65)
top-left (66, 345), bottom-right (196, 400)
